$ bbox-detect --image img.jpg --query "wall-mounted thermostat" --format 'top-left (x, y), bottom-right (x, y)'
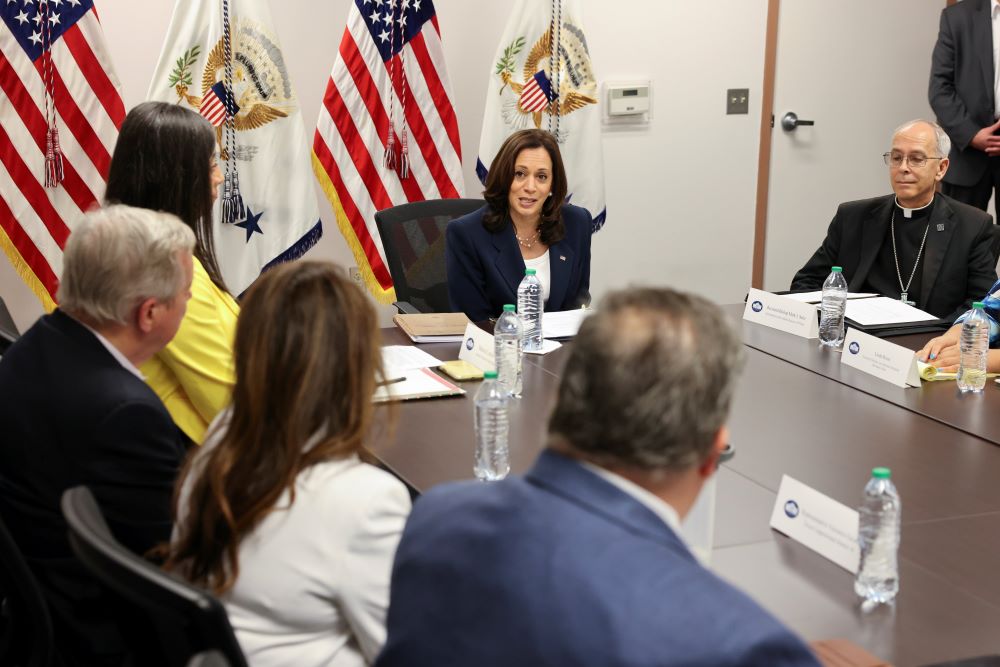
top-left (607, 82), bottom-right (650, 117)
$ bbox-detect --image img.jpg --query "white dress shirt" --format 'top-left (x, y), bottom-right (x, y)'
top-left (177, 414), bottom-right (411, 667)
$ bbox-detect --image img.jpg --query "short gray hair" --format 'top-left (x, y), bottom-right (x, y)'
top-left (548, 288), bottom-right (745, 470)
top-left (893, 119), bottom-right (951, 158)
top-left (57, 205), bottom-right (195, 326)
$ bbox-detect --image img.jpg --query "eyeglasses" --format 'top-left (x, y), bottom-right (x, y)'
top-left (882, 152), bottom-right (944, 169)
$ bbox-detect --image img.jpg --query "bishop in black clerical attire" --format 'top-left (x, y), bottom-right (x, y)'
top-left (791, 119), bottom-right (998, 322)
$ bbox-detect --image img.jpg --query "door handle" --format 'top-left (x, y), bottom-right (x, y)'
top-left (781, 112), bottom-right (815, 132)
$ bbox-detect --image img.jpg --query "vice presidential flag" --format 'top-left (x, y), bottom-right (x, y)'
top-left (479, 0), bottom-right (606, 230)
top-left (0, 0), bottom-right (125, 308)
top-left (313, 0), bottom-right (464, 304)
top-left (148, 0), bottom-right (322, 296)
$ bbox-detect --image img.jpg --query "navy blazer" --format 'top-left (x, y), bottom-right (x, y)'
top-left (445, 204), bottom-right (592, 321)
top-left (376, 450), bottom-right (819, 667)
top-left (0, 310), bottom-right (186, 665)
top-left (790, 194), bottom-right (997, 321)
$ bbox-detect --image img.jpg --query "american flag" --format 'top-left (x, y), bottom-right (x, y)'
top-left (519, 71), bottom-right (555, 113)
top-left (312, 0), bottom-right (463, 303)
top-left (0, 0), bottom-right (123, 308)
top-left (198, 81), bottom-right (239, 128)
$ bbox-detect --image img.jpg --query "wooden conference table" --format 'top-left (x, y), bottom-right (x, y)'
top-left (371, 309), bottom-right (1000, 666)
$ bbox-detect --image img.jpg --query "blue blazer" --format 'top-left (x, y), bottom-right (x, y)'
top-left (376, 450), bottom-right (819, 667)
top-left (445, 204), bottom-right (592, 321)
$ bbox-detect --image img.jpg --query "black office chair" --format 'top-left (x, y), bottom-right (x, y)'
top-left (0, 296), bottom-right (19, 355)
top-left (0, 512), bottom-right (53, 667)
top-left (374, 198), bottom-right (485, 313)
top-left (60, 486), bottom-right (247, 667)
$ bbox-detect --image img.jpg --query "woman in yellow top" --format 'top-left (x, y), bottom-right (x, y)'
top-left (105, 102), bottom-right (239, 444)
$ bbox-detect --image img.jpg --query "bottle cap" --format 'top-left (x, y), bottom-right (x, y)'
top-left (503, 304), bottom-right (516, 312)
top-left (831, 266), bottom-right (843, 272)
top-left (483, 370), bottom-right (498, 379)
top-left (973, 301), bottom-right (985, 309)
top-left (525, 268), bottom-right (537, 276)
top-left (871, 467), bottom-right (891, 479)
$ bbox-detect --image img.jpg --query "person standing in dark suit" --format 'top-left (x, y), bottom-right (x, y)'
top-left (446, 129), bottom-right (592, 321)
top-left (0, 205), bottom-right (194, 665)
top-left (376, 288), bottom-right (819, 667)
top-left (790, 120), bottom-right (997, 321)
top-left (930, 0), bottom-right (1000, 220)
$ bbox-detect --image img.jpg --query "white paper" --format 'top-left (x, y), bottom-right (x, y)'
top-left (769, 475), bottom-right (860, 574)
top-left (381, 346), bottom-right (443, 374)
top-left (783, 291), bottom-right (878, 304)
top-left (844, 296), bottom-right (937, 325)
top-left (524, 339), bottom-right (562, 355)
top-left (542, 309), bottom-right (590, 339)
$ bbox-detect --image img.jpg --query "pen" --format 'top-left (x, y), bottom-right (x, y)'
top-left (378, 376), bottom-right (406, 387)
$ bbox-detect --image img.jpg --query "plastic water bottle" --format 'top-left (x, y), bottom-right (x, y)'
top-left (473, 370), bottom-right (510, 481)
top-left (494, 304), bottom-right (522, 397)
top-left (517, 268), bottom-right (543, 352)
top-left (855, 467), bottom-right (901, 604)
top-left (957, 301), bottom-right (989, 394)
top-left (818, 266), bottom-right (848, 347)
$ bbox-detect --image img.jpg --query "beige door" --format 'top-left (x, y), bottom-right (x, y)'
top-left (762, 1), bottom-right (944, 291)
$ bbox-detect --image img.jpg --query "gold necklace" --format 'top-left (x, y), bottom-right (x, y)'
top-left (515, 229), bottom-right (540, 249)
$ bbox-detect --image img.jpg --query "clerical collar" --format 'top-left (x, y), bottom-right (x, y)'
top-left (894, 195), bottom-right (934, 219)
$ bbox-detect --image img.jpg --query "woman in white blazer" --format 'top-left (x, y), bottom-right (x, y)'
top-left (166, 261), bottom-right (411, 667)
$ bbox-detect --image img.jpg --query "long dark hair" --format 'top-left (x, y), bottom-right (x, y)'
top-left (105, 101), bottom-right (228, 293)
top-left (164, 261), bottom-right (383, 594)
top-left (483, 128), bottom-right (568, 246)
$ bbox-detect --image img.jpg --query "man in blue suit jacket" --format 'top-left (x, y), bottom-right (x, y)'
top-left (0, 206), bottom-right (194, 665)
top-left (376, 289), bottom-right (819, 666)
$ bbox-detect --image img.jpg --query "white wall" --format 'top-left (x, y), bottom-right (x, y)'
top-left (2, 0), bottom-right (768, 330)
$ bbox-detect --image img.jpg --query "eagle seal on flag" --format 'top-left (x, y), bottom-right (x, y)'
top-left (494, 25), bottom-right (598, 134)
top-left (167, 18), bottom-right (291, 160)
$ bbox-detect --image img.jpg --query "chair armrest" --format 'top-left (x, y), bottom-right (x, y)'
top-left (393, 301), bottom-right (421, 315)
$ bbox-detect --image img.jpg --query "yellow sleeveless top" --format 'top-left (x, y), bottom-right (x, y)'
top-left (141, 257), bottom-right (239, 443)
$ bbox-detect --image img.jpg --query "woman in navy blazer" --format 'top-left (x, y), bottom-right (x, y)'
top-left (446, 129), bottom-right (592, 321)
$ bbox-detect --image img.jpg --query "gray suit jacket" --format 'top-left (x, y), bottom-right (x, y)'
top-left (930, 0), bottom-right (996, 187)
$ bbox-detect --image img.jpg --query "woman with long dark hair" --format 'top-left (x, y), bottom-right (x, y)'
top-left (166, 260), bottom-right (410, 667)
top-left (446, 128), bottom-right (592, 321)
top-left (105, 101), bottom-right (238, 444)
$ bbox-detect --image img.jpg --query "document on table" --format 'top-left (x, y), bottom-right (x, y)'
top-left (843, 297), bottom-right (938, 326)
top-left (783, 291), bottom-right (878, 304)
top-left (381, 346), bottom-right (443, 379)
top-left (542, 309), bottom-right (591, 339)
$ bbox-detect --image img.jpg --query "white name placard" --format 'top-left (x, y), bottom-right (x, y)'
top-left (458, 323), bottom-right (495, 372)
top-left (743, 289), bottom-right (819, 339)
top-left (840, 328), bottom-right (920, 388)
top-left (769, 475), bottom-right (859, 574)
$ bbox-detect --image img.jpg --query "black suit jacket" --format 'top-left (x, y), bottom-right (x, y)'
top-left (930, 0), bottom-right (996, 187)
top-left (790, 194), bottom-right (998, 321)
top-left (0, 310), bottom-right (186, 665)
top-left (445, 204), bottom-right (592, 321)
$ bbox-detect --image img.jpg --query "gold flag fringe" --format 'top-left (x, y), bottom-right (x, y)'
top-left (0, 226), bottom-right (57, 312)
top-left (312, 152), bottom-right (397, 305)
